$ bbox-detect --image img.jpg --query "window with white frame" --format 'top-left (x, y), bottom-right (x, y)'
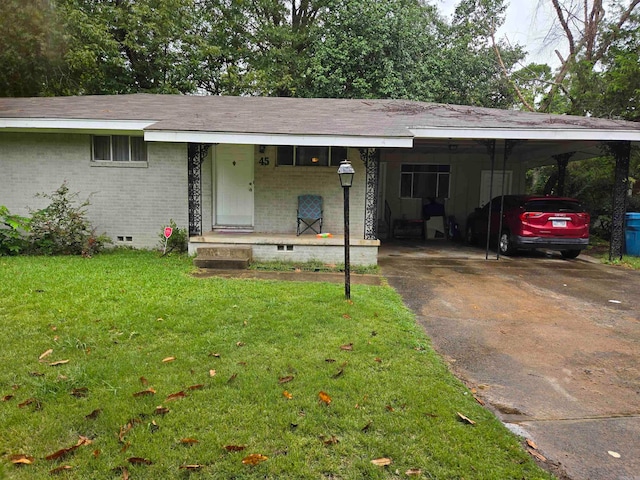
top-left (276, 146), bottom-right (348, 166)
top-left (92, 135), bottom-right (147, 162)
top-left (400, 164), bottom-right (450, 199)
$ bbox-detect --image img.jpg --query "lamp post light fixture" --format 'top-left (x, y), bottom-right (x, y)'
top-left (337, 159), bottom-right (355, 300)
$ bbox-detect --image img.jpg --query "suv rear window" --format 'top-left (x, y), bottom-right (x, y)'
top-left (524, 200), bottom-right (584, 213)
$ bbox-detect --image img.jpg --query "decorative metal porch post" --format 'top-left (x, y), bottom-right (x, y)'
top-left (187, 143), bottom-right (211, 237)
top-left (358, 148), bottom-right (380, 240)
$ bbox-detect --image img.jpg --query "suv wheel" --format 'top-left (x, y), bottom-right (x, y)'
top-left (499, 231), bottom-right (515, 256)
top-left (561, 249), bottom-right (581, 259)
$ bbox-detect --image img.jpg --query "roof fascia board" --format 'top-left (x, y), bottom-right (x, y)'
top-left (410, 127), bottom-right (640, 142)
top-left (143, 130), bottom-right (413, 148)
top-left (0, 118), bottom-right (155, 133)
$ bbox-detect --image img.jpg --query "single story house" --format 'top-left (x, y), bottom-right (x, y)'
top-left (1, 94), bottom-right (639, 264)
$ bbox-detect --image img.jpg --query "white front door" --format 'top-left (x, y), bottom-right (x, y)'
top-left (215, 145), bottom-right (254, 226)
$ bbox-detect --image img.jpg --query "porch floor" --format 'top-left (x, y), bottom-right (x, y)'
top-left (190, 231), bottom-right (380, 247)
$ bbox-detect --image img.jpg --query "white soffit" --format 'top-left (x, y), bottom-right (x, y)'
top-left (409, 127), bottom-right (640, 142)
top-left (144, 130), bottom-right (414, 148)
top-left (0, 118), bottom-right (156, 133)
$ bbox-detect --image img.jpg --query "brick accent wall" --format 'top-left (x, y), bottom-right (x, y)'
top-left (0, 132), bottom-right (188, 249)
top-left (253, 146), bottom-right (366, 238)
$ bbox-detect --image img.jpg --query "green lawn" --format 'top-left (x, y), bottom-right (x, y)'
top-left (0, 251), bottom-right (553, 479)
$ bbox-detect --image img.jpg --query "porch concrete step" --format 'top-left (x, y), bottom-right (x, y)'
top-left (194, 245), bottom-right (252, 270)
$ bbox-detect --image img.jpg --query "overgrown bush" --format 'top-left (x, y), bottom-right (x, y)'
top-left (29, 182), bottom-right (110, 256)
top-left (158, 219), bottom-right (188, 255)
top-left (0, 206), bottom-right (30, 255)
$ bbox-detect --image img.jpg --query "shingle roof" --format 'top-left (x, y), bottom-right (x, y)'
top-left (1, 94), bottom-right (638, 139)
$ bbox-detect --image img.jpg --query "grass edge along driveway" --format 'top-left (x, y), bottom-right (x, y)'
top-left (0, 251), bottom-right (553, 479)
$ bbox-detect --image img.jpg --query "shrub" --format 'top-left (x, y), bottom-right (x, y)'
top-left (28, 182), bottom-right (110, 256)
top-left (158, 219), bottom-right (188, 255)
top-left (0, 205), bottom-right (30, 255)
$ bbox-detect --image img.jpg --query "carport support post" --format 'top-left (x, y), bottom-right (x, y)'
top-left (605, 141), bottom-right (631, 261)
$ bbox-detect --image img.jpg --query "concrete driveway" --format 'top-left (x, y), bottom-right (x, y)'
top-left (380, 242), bottom-right (640, 480)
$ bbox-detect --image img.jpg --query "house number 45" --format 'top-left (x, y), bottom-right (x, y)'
top-left (259, 156), bottom-right (270, 166)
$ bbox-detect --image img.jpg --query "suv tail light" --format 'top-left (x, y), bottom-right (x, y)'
top-left (520, 212), bottom-right (544, 221)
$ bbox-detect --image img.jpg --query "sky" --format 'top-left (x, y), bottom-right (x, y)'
top-left (438, 0), bottom-right (564, 67)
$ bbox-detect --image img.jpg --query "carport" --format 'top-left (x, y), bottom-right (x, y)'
top-left (369, 104), bottom-right (639, 261)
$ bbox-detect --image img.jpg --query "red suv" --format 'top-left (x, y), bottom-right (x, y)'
top-left (465, 195), bottom-right (590, 258)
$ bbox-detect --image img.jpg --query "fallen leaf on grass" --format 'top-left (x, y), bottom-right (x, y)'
top-left (456, 412), bottom-right (476, 425)
top-left (154, 406), bottom-right (170, 415)
top-left (406, 468), bottom-right (422, 476)
top-left (133, 388), bottom-right (156, 397)
top-left (188, 384), bottom-right (204, 391)
top-left (180, 438), bottom-right (199, 445)
top-left (119, 419), bottom-right (141, 442)
top-left (127, 457), bottom-right (152, 465)
top-left (374, 357), bottom-right (382, 363)
top-left (385, 405), bottom-right (394, 412)
top-left (278, 375), bottom-right (294, 384)
top-left (70, 387), bottom-right (88, 398)
top-left (340, 343), bottom-right (353, 351)
top-left (93, 449), bottom-right (100, 458)
top-left (342, 314), bottom-right (351, 319)
top-left (49, 465), bottom-right (73, 474)
top-left (166, 391), bottom-right (186, 401)
top-left (10, 454), bottom-right (34, 465)
top-left (474, 395), bottom-right (485, 406)
top-left (18, 398), bottom-right (35, 408)
top-left (209, 353), bottom-right (221, 358)
top-left (318, 391), bottom-right (332, 405)
top-left (179, 465), bottom-right (202, 470)
top-left (526, 439), bottom-right (538, 450)
top-left (45, 436), bottom-right (93, 461)
top-left (283, 390), bottom-right (293, 399)
top-left (139, 376), bottom-right (149, 386)
top-left (371, 458), bottom-right (392, 466)
top-left (236, 342), bottom-right (245, 347)
top-left (39, 349), bottom-right (53, 361)
top-left (162, 356), bottom-right (175, 363)
top-left (227, 373), bottom-right (238, 383)
top-left (85, 409), bottom-right (102, 420)
top-left (49, 360), bottom-right (69, 367)
top-left (321, 435), bottom-right (339, 445)
top-left (2, 394), bottom-right (14, 402)
top-left (224, 445), bottom-right (247, 452)
top-left (361, 420), bottom-right (373, 432)
top-left (332, 368), bottom-right (344, 379)
top-left (325, 358), bottom-right (336, 363)
top-left (209, 369), bottom-right (216, 377)
top-left (120, 442), bottom-right (131, 453)
top-left (242, 454), bottom-right (268, 465)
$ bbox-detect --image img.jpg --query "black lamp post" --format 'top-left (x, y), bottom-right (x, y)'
top-left (337, 160), bottom-right (355, 300)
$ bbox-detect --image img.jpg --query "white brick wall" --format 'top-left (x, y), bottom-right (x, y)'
top-left (254, 146), bottom-right (366, 238)
top-left (0, 132), bottom-right (189, 249)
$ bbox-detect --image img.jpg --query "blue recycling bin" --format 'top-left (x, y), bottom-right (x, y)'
top-left (625, 213), bottom-right (640, 256)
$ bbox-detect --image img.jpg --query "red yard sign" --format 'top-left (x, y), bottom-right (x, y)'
top-left (164, 227), bottom-right (173, 239)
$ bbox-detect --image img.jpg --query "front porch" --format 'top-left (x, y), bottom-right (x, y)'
top-left (189, 232), bottom-right (380, 266)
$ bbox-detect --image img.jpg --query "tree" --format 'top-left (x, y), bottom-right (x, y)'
top-left (439, 0), bottom-right (525, 108)
top-left (301, 0), bottom-right (444, 100)
top-left (55, 0), bottom-right (198, 94)
top-left (0, 0), bottom-right (66, 96)
top-left (536, 0), bottom-right (640, 116)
